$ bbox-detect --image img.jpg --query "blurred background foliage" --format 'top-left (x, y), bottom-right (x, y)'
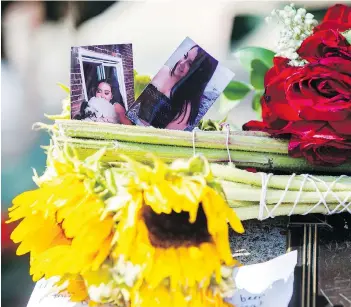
top-left (1, 1), bottom-right (334, 306)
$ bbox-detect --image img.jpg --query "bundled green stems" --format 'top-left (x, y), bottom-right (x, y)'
top-left (49, 120), bottom-right (351, 175)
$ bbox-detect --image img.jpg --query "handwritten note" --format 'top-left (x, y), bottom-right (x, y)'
top-left (26, 278), bottom-right (114, 307)
top-left (226, 251), bottom-right (297, 307)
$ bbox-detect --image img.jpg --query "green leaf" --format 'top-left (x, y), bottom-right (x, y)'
top-left (341, 29), bottom-right (351, 44)
top-left (223, 81), bottom-right (251, 101)
top-left (236, 47), bottom-right (275, 72)
top-left (134, 73), bottom-right (151, 100)
top-left (198, 119), bottom-right (217, 131)
top-left (250, 59), bottom-right (268, 90)
top-left (252, 92), bottom-right (263, 119)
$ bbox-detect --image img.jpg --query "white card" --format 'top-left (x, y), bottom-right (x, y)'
top-left (226, 251), bottom-right (297, 307)
top-left (26, 278), bottom-right (114, 307)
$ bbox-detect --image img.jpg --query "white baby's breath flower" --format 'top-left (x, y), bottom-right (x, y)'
top-left (305, 18), bottom-right (315, 25)
top-left (297, 8), bottom-right (306, 16)
top-left (111, 255), bottom-right (141, 288)
top-left (305, 13), bottom-right (314, 20)
top-left (294, 14), bottom-right (302, 23)
top-left (268, 3), bottom-right (318, 66)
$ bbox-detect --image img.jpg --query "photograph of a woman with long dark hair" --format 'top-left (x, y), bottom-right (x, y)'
top-left (126, 38), bottom-right (234, 131)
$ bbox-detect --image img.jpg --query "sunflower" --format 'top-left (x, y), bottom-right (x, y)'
top-left (8, 143), bottom-right (244, 307)
top-left (7, 145), bottom-right (117, 303)
top-left (106, 155), bottom-right (244, 307)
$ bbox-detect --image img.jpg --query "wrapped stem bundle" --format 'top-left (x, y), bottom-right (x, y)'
top-left (42, 120), bottom-right (351, 174)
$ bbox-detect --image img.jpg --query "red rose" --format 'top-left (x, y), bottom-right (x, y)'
top-left (329, 115), bottom-right (351, 137)
top-left (243, 56), bottom-right (351, 166)
top-left (255, 57), bottom-right (301, 130)
top-left (285, 57), bottom-right (351, 124)
top-left (298, 29), bottom-right (351, 62)
top-left (245, 121), bottom-right (351, 166)
top-left (288, 122), bottom-right (351, 166)
top-left (314, 4), bottom-right (351, 32)
top-left (246, 57), bottom-right (351, 130)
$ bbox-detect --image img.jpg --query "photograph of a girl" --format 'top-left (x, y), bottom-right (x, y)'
top-left (74, 78), bottom-right (132, 125)
top-left (71, 44), bottom-right (134, 125)
top-left (126, 37), bottom-right (234, 131)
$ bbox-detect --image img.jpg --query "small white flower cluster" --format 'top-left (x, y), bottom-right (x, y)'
top-left (112, 255), bottom-right (141, 287)
top-left (87, 257), bottom-right (142, 306)
top-left (266, 3), bottom-right (318, 66)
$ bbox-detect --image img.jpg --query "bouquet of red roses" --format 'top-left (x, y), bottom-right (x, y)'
top-left (243, 4), bottom-right (351, 167)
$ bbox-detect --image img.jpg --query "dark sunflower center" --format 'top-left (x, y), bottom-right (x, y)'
top-left (142, 204), bottom-right (212, 248)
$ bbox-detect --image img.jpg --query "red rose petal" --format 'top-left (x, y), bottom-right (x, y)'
top-left (329, 117), bottom-right (351, 136)
top-left (298, 29), bottom-right (351, 62)
top-left (314, 4), bottom-right (351, 32)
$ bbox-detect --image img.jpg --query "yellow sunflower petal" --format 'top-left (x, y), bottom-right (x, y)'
top-left (227, 207), bottom-right (245, 234)
top-left (91, 234), bottom-right (113, 271)
top-left (66, 278), bottom-right (89, 302)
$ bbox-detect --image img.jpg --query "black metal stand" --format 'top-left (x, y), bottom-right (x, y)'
top-left (288, 214), bottom-right (351, 307)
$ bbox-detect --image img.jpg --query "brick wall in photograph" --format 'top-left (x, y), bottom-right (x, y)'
top-left (70, 44), bottom-right (134, 118)
top-left (70, 47), bottom-right (84, 118)
top-left (117, 44), bottom-right (134, 107)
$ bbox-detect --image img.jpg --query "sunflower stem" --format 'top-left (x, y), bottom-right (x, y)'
top-left (211, 164), bottom-right (351, 191)
top-left (231, 203), bottom-right (341, 220)
top-left (221, 180), bottom-right (349, 204)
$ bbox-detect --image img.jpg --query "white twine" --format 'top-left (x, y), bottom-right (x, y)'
top-left (192, 127), bottom-right (199, 156)
top-left (192, 125), bottom-right (232, 163)
top-left (258, 172), bottom-right (351, 220)
top-left (224, 124), bottom-right (232, 164)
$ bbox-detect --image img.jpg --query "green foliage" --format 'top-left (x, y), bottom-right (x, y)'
top-left (252, 92), bottom-right (263, 119)
top-left (223, 81), bottom-right (252, 101)
top-left (220, 47), bottom-right (276, 119)
top-left (134, 71), bottom-right (151, 100)
top-left (235, 47), bottom-right (275, 72)
top-left (250, 60), bottom-right (268, 90)
top-left (236, 47), bottom-right (274, 91)
top-left (198, 118), bottom-right (225, 131)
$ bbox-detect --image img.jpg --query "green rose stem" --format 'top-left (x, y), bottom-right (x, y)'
top-left (54, 120), bottom-right (288, 153)
top-left (53, 134), bottom-right (351, 175)
top-left (51, 120), bottom-right (351, 175)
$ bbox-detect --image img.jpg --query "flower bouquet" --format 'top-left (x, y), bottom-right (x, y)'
top-left (7, 3), bottom-right (351, 307)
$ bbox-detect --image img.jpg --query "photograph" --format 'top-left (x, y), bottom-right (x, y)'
top-left (126, 37), bottom-right (234, 131)
top-left (70, 44), bottom-right (134, 124)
